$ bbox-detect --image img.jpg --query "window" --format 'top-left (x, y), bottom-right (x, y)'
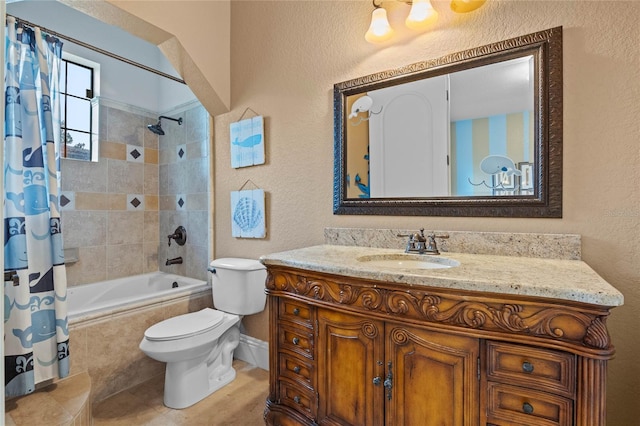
top-left (60, 53), bottom-right (100, 161)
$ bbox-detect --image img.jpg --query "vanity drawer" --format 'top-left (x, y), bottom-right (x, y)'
top-left (486, 341), bottom-right (575, 397)
top-left (279, 352), bottom-right (314, 388)
top-left (279, 323), bottom-right (314, 359)
top-left (279, 378), bottom-right (316, 419)
top-left (486, 382), bottom-right (572, 426)
top-left (280, 299), bottom-right (313, 328)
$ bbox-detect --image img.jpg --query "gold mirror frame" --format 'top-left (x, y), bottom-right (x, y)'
top-left (333, 27), bottom-right (562, 217)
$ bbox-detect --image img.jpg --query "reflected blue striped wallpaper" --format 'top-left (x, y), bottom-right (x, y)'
top-left (451, 111), bottom-right (533, 196)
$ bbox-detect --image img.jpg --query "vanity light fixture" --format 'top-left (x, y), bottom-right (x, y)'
top-left (365, 3), bottom-right (395, 43)
top-left (405, 0), bottom-right (438, 30)
top-left (450, 0), bottom-right (486, 13)
top-left (365, 0), bottom-right (486, 43)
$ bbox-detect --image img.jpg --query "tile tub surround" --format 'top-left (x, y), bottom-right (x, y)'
top-left (61, 101), bottom-right (211, 286)
top-left (61, 103), bottom-right (162, 286)
top-left (68, 290), bottom-right (213, 404)
top-left (260, 245), bottom-right (623, 307)
top-left (325, 228), bottom-right (582, 260)
top-left (158, 105), bottom-right (210, 281)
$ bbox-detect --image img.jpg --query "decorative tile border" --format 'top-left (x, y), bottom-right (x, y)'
top-left (127, 144), bottom-right (144, 163)
top-left (127, 194), bottom-right (144, 211)
top-left (60, 191), bottom-right (75, 211)
top-left (176, 144), bottom-right (187, 161)
top-left (176, 194), bottom-right (186, 211)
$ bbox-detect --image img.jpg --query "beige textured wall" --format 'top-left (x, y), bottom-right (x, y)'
top-left (101, 0), bottom-right (638, 423)
top-left (215, 1), bottom-right (639, 423)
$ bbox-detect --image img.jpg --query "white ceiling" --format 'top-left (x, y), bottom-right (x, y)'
top-left (450, 56), bottom-right (534, 121)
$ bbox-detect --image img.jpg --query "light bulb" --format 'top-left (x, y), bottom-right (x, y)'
top-left (450, 0), bottom-right (486, 13)
top-left (365, 7), bottom-right (394, 43)
top-left (406, 0), bottom-right (438, 30)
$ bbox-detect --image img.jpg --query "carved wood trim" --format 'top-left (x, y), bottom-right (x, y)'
top-left (266, 269), bottom-right (614, 354)
top-left (576, 358), bottom-right (608, 426)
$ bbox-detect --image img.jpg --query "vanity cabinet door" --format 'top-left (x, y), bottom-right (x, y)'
top-left (317, 309), bottom-right (385, 426)
top-left (386, 324), bottom-right (480, 426)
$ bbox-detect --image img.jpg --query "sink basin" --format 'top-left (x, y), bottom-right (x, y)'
top-left (356, 254), bottom-right (460, 270)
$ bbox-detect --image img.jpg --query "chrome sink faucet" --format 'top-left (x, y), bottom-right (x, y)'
top-left (397, 228), bottom-right (449, 255)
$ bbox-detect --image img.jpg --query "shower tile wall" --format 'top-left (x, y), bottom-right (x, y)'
top-left (158, 104), bottom-right (210, 281)
top-left (61, 103), bottom-right (209, 286)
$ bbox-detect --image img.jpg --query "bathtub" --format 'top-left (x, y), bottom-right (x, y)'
top-left (67, 272), bottom-right (210, 323)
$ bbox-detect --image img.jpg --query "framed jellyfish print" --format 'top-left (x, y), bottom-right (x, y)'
top-left (231, 189), bottom-right (266, 238)
top-left (230, 115), bottom-right (265, 168)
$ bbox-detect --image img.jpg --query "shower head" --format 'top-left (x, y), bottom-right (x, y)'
top-left (147, 115), bottom-right (183, 136)
top-left (147, 122), bottom-right (164, 135)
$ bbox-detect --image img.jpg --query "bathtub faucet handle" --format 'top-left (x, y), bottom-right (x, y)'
top-left (167, 226), bottom-right (187, 247)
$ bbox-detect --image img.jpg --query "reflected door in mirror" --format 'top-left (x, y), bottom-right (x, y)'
top-left (369, 76), bottom-right (449, 198)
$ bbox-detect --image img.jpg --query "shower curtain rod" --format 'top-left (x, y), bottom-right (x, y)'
top-left (6, 13), bottom-right (187, 85)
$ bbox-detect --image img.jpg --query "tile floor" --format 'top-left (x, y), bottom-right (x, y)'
top-left (93, 360), bottom-right (269, 425)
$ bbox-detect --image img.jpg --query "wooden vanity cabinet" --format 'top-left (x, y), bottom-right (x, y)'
top-left (316, 309), bottom-right (385, 426)
top-left (315, 310), bottom-right (480, 426)
top-left (264, 266), bottom-right (616, 426)
top-left (383, 321), bottom-right (479, 426)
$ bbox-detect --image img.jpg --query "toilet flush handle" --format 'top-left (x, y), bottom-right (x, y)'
top-left (207, 267), bottom-right (216, 274)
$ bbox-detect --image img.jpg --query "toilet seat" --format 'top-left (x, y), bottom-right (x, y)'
top-left (144, 308), bottom-right (224, 341)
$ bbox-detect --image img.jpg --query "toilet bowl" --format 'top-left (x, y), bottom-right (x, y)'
top-left (139, 258), bottom-right (267, 409)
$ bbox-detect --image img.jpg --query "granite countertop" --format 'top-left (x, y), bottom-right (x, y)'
top-left (260, 245), bottom-right (624, 307)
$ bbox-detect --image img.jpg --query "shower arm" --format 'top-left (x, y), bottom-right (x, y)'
top-left (158, 116), bottom-right (183, 126)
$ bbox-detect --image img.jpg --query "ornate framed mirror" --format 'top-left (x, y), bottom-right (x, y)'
top-left (333, 27), bottom-right (562, 217)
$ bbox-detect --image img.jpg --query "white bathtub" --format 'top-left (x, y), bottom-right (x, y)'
top-left (67, 272), bottom-right (210, 323)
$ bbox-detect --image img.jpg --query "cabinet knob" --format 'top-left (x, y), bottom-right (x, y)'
top-left (293, 396), bottom-right (301, 404)
top-left (293, 308), bottom-right (300, 316)
top-left (522, 402), bottom-right (534, 414)
top-left (522, 361), bottom-right (534, 373)
top-left (292, 337), bottom-right (300, 345)
top-left (373, 376), bottom-right (382, 386)
top-left (293, 366), bottom-right (301, 374)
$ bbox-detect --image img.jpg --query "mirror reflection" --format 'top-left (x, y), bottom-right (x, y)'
top-left (345, 56), bottom-right (535, 199)
top-left (334, 27), bottom-right (563, 217)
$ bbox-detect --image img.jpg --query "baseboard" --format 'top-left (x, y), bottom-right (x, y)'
top-left (235, 334), bottom-right (269, 371)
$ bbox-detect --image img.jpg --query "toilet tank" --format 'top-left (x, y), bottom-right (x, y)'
top-left (208, 258), bottom-right (267, 315)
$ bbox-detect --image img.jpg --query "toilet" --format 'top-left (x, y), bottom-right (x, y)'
top-left (139, 258), bottom-right (267, 409)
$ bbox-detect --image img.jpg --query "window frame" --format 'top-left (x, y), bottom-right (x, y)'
top-left (60, 52), bottom-right (100, 162)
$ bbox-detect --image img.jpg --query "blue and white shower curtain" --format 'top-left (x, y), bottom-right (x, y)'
top-left (4, 16), bottom-right (70, 397)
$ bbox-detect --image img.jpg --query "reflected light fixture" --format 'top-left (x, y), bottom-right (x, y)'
top-left (450, 0), bottom-right (486, 13)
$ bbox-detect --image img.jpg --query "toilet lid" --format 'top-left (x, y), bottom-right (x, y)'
top-left (144, 308), bottom-right (225, 341)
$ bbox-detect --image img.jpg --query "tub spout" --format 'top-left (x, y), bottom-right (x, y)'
top-left (166, 257), bottom-right (183, 266)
